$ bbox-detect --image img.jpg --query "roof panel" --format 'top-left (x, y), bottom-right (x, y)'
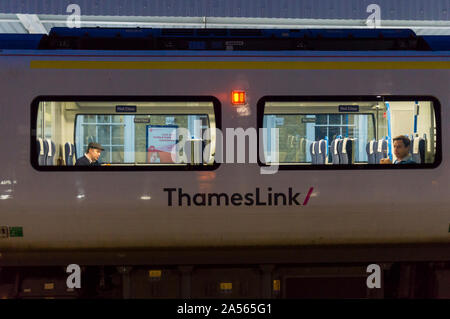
top-left (0, 0), bottom-right (449, 21)
top-left (0, 1), bottom-right (449, 35)
top-left (1, 14), bottom-right (449, 35)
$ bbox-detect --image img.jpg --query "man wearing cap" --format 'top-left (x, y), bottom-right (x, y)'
top-left (75, 142), bottom-right (104, 166)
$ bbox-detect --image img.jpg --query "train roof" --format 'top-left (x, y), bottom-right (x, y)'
top-left (0, 27), bottom-right (449, 51)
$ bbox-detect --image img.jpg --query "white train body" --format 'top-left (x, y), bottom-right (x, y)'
top-left (0, 38), bottom-right (448, 266)
top-left (0, 28), bottom-right (449, 299)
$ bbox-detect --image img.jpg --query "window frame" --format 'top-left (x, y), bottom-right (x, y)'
top-left (30, 96), bottom-right (221, 171)
top-left (257, 95), bottom-right (442, 170)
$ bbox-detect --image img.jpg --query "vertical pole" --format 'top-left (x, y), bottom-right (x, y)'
top-left (414, 101), bottom-right (419, 134)
top-left (385, 101), bottom-right (392, 160)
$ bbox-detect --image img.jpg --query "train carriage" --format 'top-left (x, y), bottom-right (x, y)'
top-left (0, 28), bottom-right (449, 298)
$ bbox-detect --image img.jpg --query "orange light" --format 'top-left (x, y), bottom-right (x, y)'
top-left (231, 91), bottom-right (246, 105)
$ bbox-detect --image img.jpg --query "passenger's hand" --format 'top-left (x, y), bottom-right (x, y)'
top-left (379, 158), bottom-right (392, 164)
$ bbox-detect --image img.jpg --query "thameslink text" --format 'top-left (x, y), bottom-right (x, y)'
top-left (164, 187), bottom-right (305, 206)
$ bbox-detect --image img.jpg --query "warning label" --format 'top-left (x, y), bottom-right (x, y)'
top-left (8, 226), bottom-right (23, 238)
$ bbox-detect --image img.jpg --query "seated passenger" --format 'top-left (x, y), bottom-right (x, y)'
top-left (380, 135), bottom-right (416, 164)
top-left (75, 142), bottom-right (104, 166)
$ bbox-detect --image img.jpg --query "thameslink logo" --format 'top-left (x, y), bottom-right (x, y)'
top-left (164, 187), bottom-right (314, 207)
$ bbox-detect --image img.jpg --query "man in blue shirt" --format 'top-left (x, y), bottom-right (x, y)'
top-left (380, 135), bottom-right (416, 164)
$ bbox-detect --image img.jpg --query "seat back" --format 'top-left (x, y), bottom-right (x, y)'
top-left (45, 139), bottom-right (56, 165)
top-left (316, 139), bottom-right (327, 164)
top-left (366, 140), bottom-right (377, 164)
top-left (65, 142), bottom-right (75, 166)
top-left (330, 138), bottom-right (341, 164)
top-left (338, 138), bottom-right (353, 164)
top-left (37, 138), bottom-right (47, 166)
top-left (411, 136), bottom-right (426, 164)
top-left (309, 141), bottom-right (317, 164)
top-left (375, 139), bottom-right (388, 164)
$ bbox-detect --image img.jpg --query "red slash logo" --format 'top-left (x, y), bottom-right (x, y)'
top-left (303, 187), bottom-right (314, 206)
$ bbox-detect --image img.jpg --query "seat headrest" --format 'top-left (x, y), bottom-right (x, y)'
top-left (66, 142), bottom-right (73, 156)
top-left (342, 138), bottom-right (349, 154)
top-left (333, 139), bottom-right (340, 155)
top-left (377, 139), bottom-right (385, 152)
top-left (46, 139), bottom-right (53, 155)
top-left (318, 140), bottom-right (324, 154)
top-left (38, 138), bottom-right (44, 155)
top-left (413, 137), bottom-right (423, 154)
top-left (369, 140), bottom-right (375, 154)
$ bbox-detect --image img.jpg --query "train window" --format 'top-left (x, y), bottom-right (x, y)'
top-left (259, 97), bottom-right (440, 168)
top-left (32, 98), bottom-right (220, 170)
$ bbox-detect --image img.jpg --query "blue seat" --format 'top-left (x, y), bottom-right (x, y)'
top-left (37, 138), bottom-right (47, 166)
top-left (411, 136), bottom-right (426, 164)
top-left (45, 139), bottom-right (56, 166)
top-left (309, 141), bottom-right (317, 164)
top-left (338, 138), bottom-right (353, 164)
top-left (72, 143), bottom-right (76, 162)
top-left (375, 139), bottom-right (388, 164)
top-left (315, 139), bottom-right (327, 164)
top-left (65, 142), bottom-right (75, 166)
top-left (330, 138), bottom-right (341, 164)
top-left (366, 140), bottom-right (377, 164)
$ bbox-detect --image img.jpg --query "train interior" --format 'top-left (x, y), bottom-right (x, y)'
top-left (262, 100), bottom-right (437, 165)
top-left (34, 99), bottom-right (437, 167)
top-left (35, 101), bottom-right (217, 166)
